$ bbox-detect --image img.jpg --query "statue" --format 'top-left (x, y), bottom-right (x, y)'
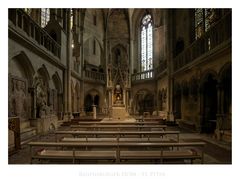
top-left (34, 76), bottom-right (48, 118)
top-left (9, 79), bottom-right (27, 119)
top-left (114, 84), bottom-right (123, 104)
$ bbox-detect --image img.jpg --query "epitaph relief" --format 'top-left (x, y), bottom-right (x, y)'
top-left (9, 77), bottom-right (28, 119)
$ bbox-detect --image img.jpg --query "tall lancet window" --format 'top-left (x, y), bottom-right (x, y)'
top-left (41, 8), bottom-right (50, 27)
top-left (195, 8), bottom-right (215, 40)
top-left (141, 14), bottom-right (153, 79)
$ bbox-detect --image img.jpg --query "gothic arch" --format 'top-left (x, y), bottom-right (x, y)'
top-left (200, 70), bottom-right (218, 88)
top-left (86, 88), bottom-right (101, 97)
top-left (200, 70), bottom-right (218, 133)
top-left (52, 72), bottom-right (63, 115)
top-left (218, 62), bottom-right (231, 81)
top-left (218, 63), bottom-right (232, 115)
top-left (107, 9), bottom-right (130, 32)
top-left (37, 64), bottom-right (50, 83)
top-left (52, 72), bottom-right (62, 93)
top-left (132, 9), bottom-right (154, 39)
top-left (84, 88), bottom-right (102, 113)
top-left (11, 51), bottom-right (35, 85)
top-left (133, 89), bottom-right (154, 115)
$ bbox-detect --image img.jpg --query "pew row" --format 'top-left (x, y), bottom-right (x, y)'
top-left (61, 137), bottom-right (176, 143)
top-left (67, 121), bottom-right (163, 126)
top-left (70, 125), bottom-right (167, 131)
top-left (55, 130), bottom-right (180, 142)
top-left (28, 141), bottom-right (205, 164)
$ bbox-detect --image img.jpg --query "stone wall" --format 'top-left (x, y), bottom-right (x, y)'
top-left (173, 43), bottom-right (231, 130)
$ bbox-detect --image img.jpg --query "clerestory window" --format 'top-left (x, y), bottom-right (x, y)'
top-left (41, 8), bottom-right (50, 28)
top-left (140, 14), bottom-right (153, 79)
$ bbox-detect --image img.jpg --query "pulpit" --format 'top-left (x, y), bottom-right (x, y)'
top-left (8, 117), bottom-right (21, 154)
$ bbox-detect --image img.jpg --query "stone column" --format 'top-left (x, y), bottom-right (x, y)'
top-left (130, 38), bottom-right (134, 74)
top-left (166, 10), bottom-right (174, 122)
top-left (58, 93), bottom-right (63, 119)
top-left (57, 9), bottom-right (63, 26)
top-left (79, 10), bottom-right (85, 116)
top-left (50, 9), bottom-right (57, 21)
top-left (92, 105), bottom-right (96, 119)
top-left (109, 90), bottom-right (112, 108)
top-left (66, 9), bottom-right (72, 115)
top-left (216, 84), bottom-right (224, 140)
top-left (197, 88), bottom-right (203, 133)
top-left (29, 87), bottom-right (37, 119)
top-left (125, 90), bottom-right (129, 112)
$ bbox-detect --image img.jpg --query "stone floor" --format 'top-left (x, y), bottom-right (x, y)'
top-left (8, 125), bottom-right (231, 164)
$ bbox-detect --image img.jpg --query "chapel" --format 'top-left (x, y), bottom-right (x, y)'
top-left (8, 8), bottom-right (231, 164)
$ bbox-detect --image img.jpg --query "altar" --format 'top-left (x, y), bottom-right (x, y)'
top-left (111, 106), bottom-right (126, 120)
top-left (106, 45), bottom-right (132, 121)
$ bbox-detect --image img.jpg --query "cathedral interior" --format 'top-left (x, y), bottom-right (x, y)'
top-left (8, 8), bottom-right (232, 164)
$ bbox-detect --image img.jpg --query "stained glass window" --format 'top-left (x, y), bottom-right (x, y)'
top-left (70, 9), bottom-right (73, 30)
top-left (204, 9), bottom-right (212, 32)
top-left (195, 9), bottom-right (204, 39)
top-left (141, 14), bottom-right (153, 79)
top-left (24, 8), bottom-right (31, 15)
top-left (41, 8), bottom-right (50, 27)
top-left (195, 8), bottom-right (216, 39)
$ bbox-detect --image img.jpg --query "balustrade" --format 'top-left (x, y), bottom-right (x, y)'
top-left (84, 70), bottom-right (105, 82)
top-left (131, 69), bottom-right (154, 81)
top-left (173, 12), bottom-right (231, 71)
top-left (9, 9), bottom-right (61, 58)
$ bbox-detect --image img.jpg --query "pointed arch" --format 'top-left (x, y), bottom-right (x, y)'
top-left (86, 88), bottom-right (100, 97)
top-left (218, 62), bottom-right (231, 81)
top-left (200, 69), bottom-right (218, 89)
top-left (11, 51), bottom-right (35, 84)
top-left (52, 72), bottom-right (62, 93)
top-left (37, 64), bottom-right (50, 81)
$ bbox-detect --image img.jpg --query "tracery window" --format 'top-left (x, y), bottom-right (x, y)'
top-left (70, 9), bottom-right (73, 30)
top-left (195, 8), bottom-right (215, 39)
top-left (41, 8), bottom-right (50, 27)
top-left (141, 14), bottom-right (153, 78)
top-left (24, 8), bottom-right (31, 15)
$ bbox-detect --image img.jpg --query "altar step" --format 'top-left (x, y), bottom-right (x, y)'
top-left (20, 127), bottom-right (37, 145)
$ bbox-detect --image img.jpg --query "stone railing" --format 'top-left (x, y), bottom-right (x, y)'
top-left (131, 69), bottom-right (154, 81)
top-left (9, 9), bottom-right (61, 58)
top-left (173, 12), bottom-right (231, 71)
top-left (84, 70), bottom-right (105, 82)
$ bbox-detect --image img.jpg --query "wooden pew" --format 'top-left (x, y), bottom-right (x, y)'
top-left (120, 150), bottom-right (200, 164)
top-left (28, 141), bottom-right (205, 164)
top-left (34, 150), bottom-right (116, 164)
top-left (61, 137), bottom-right (175, 143)
top-left (68, 121), bottom-right (163, 126)
top-left (55, 130), bottom-right (180, 142)
top-left (117, 142), bottom-right (205, 164)
top-left (70, 124), bottom-right (167, 131)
